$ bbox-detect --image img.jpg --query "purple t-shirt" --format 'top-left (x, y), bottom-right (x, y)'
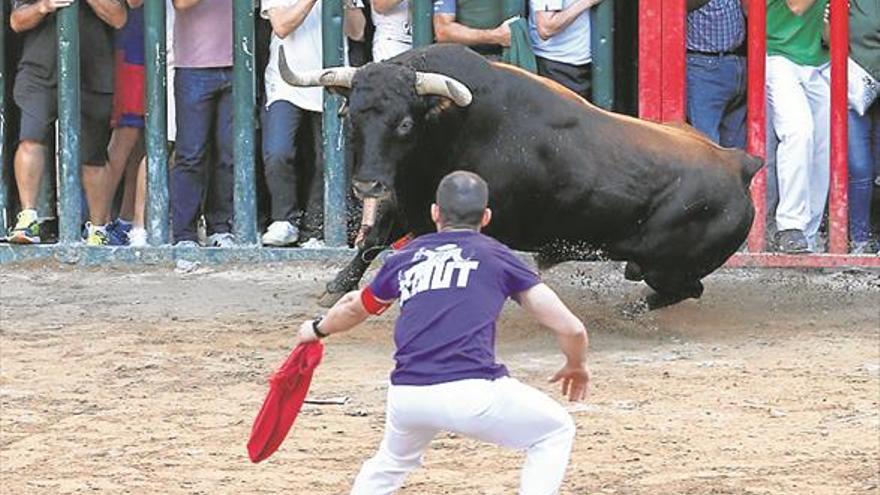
top-left (369, 230), bottom-right (540, 386)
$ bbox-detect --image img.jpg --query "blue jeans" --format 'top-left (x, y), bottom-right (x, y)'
top-left (686, 54), bottom-right (747, 148)
top-left (847, 101), bottom-right (879, 243)
top-left (170, 68), bottom-right (234, 242)
top-left (261, 100), bottom-right (323, 230)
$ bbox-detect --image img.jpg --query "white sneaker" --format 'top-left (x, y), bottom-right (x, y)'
top-left (207, 232), bottom-right (236, 248)
top-left (261, 221), bottom-right (299, 246)
top-left (129, 227), bottom-right (148, 247)
top-left (300, 237), bottom-right (325, 249)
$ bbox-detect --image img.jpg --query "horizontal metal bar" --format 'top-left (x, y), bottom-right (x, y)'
top-left (0, 244), bottom-right (356, 265)
top-left (726, 253), bottom-right (880, 268)
top-left (3, 244), bottom-right (876, 270)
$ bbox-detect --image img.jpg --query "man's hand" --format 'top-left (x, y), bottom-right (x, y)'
top-left (297, 320), bottom-right (320, 344)
top-left (493, 22), bottom-right (512, 47)
top-left (39, 0), bottom-right (74, 15)
top-left (550, 362), bottom-right (591, 402)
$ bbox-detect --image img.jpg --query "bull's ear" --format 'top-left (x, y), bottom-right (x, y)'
top-left (424, 97), bottom-right (455, 122)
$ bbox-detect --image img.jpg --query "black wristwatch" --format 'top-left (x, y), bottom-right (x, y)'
top-left (312, 316), bottom-right (329, 339)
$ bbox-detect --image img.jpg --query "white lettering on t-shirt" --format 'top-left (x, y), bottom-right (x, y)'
top-left (399, 244), bottom-right (480, 304)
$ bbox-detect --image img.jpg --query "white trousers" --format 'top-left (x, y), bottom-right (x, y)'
top-left (350, 377), bottom-right (576, 495)
top-left (765, 55), bottom-right (831, 249)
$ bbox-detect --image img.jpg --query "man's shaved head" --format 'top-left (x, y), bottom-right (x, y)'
top-left (435, 171), bottom-right (489, 229)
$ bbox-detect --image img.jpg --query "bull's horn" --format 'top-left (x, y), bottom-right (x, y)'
top-left (415, 73), bottom-right (473, 107)
top-left (278, 46), bottom-right (356, 88)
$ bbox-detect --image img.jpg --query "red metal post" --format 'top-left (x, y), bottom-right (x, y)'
top-left (746, 0), bottom-right (767, 252)
top-left (660, 0), bottom-right (686, 122)
top-left (828, 0), bottom-right (849, 254)
top-left (639, 0), bottom-right (662, 121)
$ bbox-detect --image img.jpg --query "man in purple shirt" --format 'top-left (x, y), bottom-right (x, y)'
top-left (296, 171), bottom-right (591, 494)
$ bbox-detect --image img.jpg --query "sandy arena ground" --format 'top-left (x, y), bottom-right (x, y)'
top-left (1, 260), bottom-right (878, 495)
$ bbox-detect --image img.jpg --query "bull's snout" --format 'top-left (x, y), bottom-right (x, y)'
top-left (353, 180), bottom-right (390, 200)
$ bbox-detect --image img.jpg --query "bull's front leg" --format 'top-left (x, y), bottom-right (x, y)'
top-left (319, 199), bottom-right (402, 307)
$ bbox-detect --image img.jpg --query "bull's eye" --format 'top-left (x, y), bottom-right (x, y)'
top-left (395, 116), bottom-right (415, 137)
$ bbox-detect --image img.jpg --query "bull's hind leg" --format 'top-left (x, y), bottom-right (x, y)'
top-left (642, 271), bottom-right (705, 310)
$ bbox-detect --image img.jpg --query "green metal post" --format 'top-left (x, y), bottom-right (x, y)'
top-left (591, 0), bottom-right (615, 110)
top-left (411, 0), bottom-right (433, 47)
top-left (144, 0), bottom-right (170, 245)
top-left (57, 3), bottom-right (82, 243)
top-left (322, 0), bottom-right (347, 247)
top-left (233, 1), bottom-right (258, 246)
top-left (0, 0), bottom-right (7, 233)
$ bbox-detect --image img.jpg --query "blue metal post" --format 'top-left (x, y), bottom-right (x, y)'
top-left (57, 3), bottom-right (82, 243)
top-left (322, 0), bottom-right (347, 247)
top-left (591, 0), bottom-right (615, 110)
top-left (144, 0), bottom-right (170, 245)
top-left (0, 0), bottom-right (7, 233)
top-left (412, 0), bottom-right (433, 47)
top-left (233, 1), bottom-right (258, 246)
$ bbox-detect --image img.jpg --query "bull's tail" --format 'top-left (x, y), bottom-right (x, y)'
top-left (739, 152), bottom-right (764, 187)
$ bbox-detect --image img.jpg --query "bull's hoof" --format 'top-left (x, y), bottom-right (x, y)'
top-left (318, 290), bottom-right (345, 308)
top-left (624, 262), bottom-right (644, 281)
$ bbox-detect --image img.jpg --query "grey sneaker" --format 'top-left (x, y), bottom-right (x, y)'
top-left (851, 240), bottom-right (877, 254)
top-left (175, 240), bottom-right (201, 248)
top-left (775, 229), bottom-right (809, 254)
top-left (207, 232), bottom-right (235, 248)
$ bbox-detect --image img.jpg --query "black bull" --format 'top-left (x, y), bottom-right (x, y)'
top-left (280, 44), bottom-right (762, 310)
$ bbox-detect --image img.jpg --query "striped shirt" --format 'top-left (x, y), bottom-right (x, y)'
top-left (686, 0), bottom-right (746, 53)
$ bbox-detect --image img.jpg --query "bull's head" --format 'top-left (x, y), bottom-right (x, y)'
top-left (277, 47), bottom-right (472, 202)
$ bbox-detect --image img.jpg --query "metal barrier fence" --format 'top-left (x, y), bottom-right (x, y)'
top-left (0, 0), bottom-right (615, 264)
top-left (638, 0), bottom-right (879, 268)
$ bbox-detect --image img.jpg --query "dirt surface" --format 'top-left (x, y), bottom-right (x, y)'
top-left (1, 260), bottom-right (878, 495)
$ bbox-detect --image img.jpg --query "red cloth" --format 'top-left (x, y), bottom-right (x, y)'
top-left (361, 286), bottom-right (391, 315)
top-left (247, 341), bottom-right (324, 463)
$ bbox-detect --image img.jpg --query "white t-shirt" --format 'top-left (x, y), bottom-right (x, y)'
top-left (371, 1), bottom-right (412, 61)
top-left (528, 0), bottom-right (592, 66)
top-left (262, 0), bottom-right (361, 112)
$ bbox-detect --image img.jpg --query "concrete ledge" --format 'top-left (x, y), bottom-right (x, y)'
top-left (0, 244), bottom-right (357, 266)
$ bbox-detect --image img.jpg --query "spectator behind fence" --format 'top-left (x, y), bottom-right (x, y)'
top-left (371, 0), bottom-right (411, 61)
top-left (684, 0), bottom-right (746, 148)
top-left (432, 0), bottom-right (511, 59)
top-left (527, 0), bottom-right (603, 100)
top-left (835, 0), bottom-right (879, 254)
top-left (259, 0), bottom-right (365, 247)
top-left (766, 0), bottom-right (830, 253)
top-left (105, 1), bottom-right (147, 247)
top-left (8, 0), bottom-right (126, 245)
top-left (171, 0), bottom-right (235, 248)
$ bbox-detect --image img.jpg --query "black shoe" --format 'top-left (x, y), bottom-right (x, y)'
top-left (775, 229), bottom-right (809, 254)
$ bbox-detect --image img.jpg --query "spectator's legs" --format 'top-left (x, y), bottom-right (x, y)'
top-left (766, 56), bottom-right (813, 244)
top-left (13, 140), bottom-right (46, 210)
top-left (107, 127), bottom-right (145, 223)
top-left (718, 56), bottom-right (747, 150)
top-left (301, 112), bottom-right (325, 241)
top-left (802, 66), bottom-right (831, 250)
top-left (848, 108), bottom-right (874, 248)
top-left (205, 70), bottom-right (234, 238)
top-left (170, 68), bottom-right (216, 243)
top-left (262, 100), bottom-right (306, 225)
top-left (535, 57), bottom-right (591, 100)
top-left (80, 91), bottom-right (115, 244)
top-left (686, 54), bottom-right (735, 144)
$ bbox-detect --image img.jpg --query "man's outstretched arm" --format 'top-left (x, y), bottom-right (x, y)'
top-left (297, 288), bottom-right (390, 342)
top-left (515, 283), bottom-right (591, 402)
